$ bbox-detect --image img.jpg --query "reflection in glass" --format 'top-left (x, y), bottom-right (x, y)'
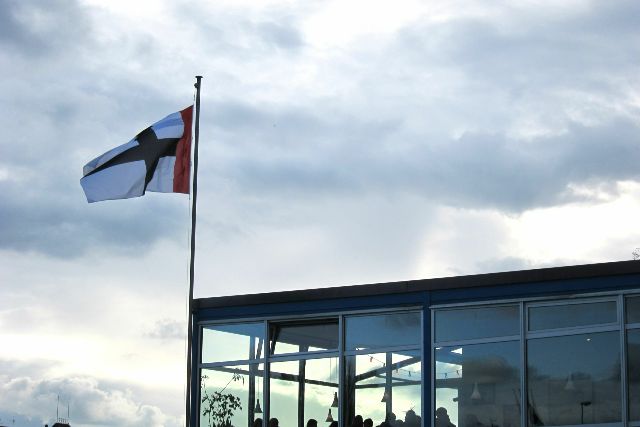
top-left (346, 312), bottom-right (421, 350)
top-left (201, 364), bottom-right (264, 427)
top-left (435, 306), bottom-right (519, 343)
top-left (435, 341), bottom-right (520, 427)
top-left (345, 350), bottom-right (422, 427)
top-left (527, 332), bottom-right (621, 426)
top-left (270, 357), bottom-right (339, 427)
top-left (528, 302), bottom-right (617, 332)
top-left (269, 319), bottom-right (339, 355)
top-left (627, 296), bottom-right (640, 324)
top-left (202, 323), bottom-right (265, 363)
top-left (628, 330), bottom-right (640, 421)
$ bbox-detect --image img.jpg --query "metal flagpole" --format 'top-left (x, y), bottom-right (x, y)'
top-left (186, 75), bottom-right (202, 427)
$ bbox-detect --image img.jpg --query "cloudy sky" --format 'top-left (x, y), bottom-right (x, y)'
top-left (1, 0), bottom-right (640, 425)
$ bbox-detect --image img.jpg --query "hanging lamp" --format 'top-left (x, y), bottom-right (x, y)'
top-left (331, 391), bottom-right (339, 408)
top-left (326, 409), bottom-right (334, 422)
top-left (470, 382), bottom-right (481, 400)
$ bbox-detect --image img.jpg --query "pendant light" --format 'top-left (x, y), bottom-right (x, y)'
top-left (329, 358), bottom-right (339, 407)
top-left (564, 374), bottom-right (575, 391)
top-left (331, 391), bottom-right (339, 408)
top-left (381, 388), bottom-right (390, 403)
top-left (470, 382), bottom-right (481, 400)
top-left (326, 409), bottom-right (334, 422)
top-left (255, 375), bottom-right (263, 413)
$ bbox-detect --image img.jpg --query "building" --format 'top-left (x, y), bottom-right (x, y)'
top-left (190, 260), bottom-right (640, 427)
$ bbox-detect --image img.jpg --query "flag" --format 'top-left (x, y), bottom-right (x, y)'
top-left (80, 106), bottom-right (193, 203)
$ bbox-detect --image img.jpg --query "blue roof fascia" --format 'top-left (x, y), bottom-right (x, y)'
top-left (196, 290), bottom-right (429, 322)
top-left (431, 272), bottom-right (640, 305)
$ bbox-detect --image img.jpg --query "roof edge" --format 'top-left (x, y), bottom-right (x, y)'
top-left (194, 260), bottom-right (640, 310)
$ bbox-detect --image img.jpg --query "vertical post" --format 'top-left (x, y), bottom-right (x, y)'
top-left (186, 75), bottom-right (203, 427)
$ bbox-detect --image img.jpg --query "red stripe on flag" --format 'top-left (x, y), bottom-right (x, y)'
top-left (174, 106), bottom-right (193, 193)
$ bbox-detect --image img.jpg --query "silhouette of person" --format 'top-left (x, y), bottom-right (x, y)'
top-left (269, 418), bottom-right (280, 427)
top-left (254, 418), bottom-right (263, 427)
top-left (404, 410), bottom-right (419, 427)
top-left (353, 415), bottom-right (364, 427)
top-left (307, 419), bottom-right (318, 427)
top-left (330, 421), bottom-right (339, 427)
top-left (364, 418), bottom-right (374, 427)
top-left (435, 407), bottom-right (456, 427)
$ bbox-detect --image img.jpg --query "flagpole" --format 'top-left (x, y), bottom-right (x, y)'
top-left (186, 75), bottom-right (202, 427)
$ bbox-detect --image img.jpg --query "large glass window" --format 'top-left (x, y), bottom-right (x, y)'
top-left (269, 357), bottom-right (339, 427)
top-left (527, 332), bottom-right (621, 426)
top-left (627, 296), bottom-right (640, 324)
top-left (528, 302), bottom-right (617, 332)
top-left (202, 322), bottom-right (265, 363)
top-left (435, 341), bottom-right (520, 427)
top-left (345, 350), bottom-right (422, 427)
top-left (435, 306), bottom-right (519, 343)
top-left (346, 312), bottom-right (421, 350)
top-left (629, 330), bottom-right (640, 422)
top-left (201, 364), bottom-right (264, 427)
top-left (269, 319), bottom-right (339, 355)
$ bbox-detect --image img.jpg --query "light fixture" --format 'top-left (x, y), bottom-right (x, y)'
top-left (326, 409), bottom-right (334, 422)
top-left (255, 375), bottom-right (263, 413)
top-left (565, 374), bottom-right (575, 391)
top-left (329, 358), bottom-right (339, 408)
top-left (470, 382), bottom-right (481, 400)
top-left (381, 388), bottom-right (390, 403)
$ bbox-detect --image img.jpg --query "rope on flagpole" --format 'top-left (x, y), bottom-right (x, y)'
top-left (186, 75), bottom-right (202, 427)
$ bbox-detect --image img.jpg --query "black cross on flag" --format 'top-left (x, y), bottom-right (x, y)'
top-left (81, 106), bottom-right (193, 202)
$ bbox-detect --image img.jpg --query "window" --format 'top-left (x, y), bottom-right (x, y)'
top-left (435, 306), bottom-right (519, 342)
top-left (345, 350), bottom-right (422, 427)
top-left (528, 301), bottom-right (617, 332)
top-left (269, 357), bottom-right (339, 427)
top-left (527, 332), bottom-right (621, 426)
top-left (628, 330), bottom-right (640, 422)
top-left (201, 364), bottom-right (265, 427)
top-left (345, 311), bottom-right (423, 427)
top-left (435, 342), bottom-right (520, 427)
top-left (346, 312), bottom-right (421, 350)
top-left (627, 296), bottom-right (640, 324)
top-left (269, 319), bottom-right (339, 355)
top-left (202, 322), bottom-right (265, 363)
top-left (434, 305), bottom-right (521, 427)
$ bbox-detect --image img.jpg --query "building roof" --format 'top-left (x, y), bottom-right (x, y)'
top-left (195, 260), bottom-right (640, 310)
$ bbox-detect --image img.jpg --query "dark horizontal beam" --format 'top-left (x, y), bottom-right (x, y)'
top-left (195, 260), bottom-right (640, 309)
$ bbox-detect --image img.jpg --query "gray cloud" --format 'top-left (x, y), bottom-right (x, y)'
top-left (0, 0), bottom-right (90, 56)
top-left (0, 366), bottom-right (180, 427)
top-left (212, 105), bottom-right (640, 213)
top-left (145, 318), bottom-right (186, 340)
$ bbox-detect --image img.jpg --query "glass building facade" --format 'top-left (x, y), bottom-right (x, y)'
top-left (192, 261), bottom-right (640, 427)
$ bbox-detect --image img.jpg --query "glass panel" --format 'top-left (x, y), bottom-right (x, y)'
top-left (202, 323), bottom-right (265, 363)
top-left (435, 341), bottom-right (520, 427)
top-left (346, 312), bottom-right (421, 350)
top-left (345, 350), bottom-right (422, 427)
top-left (527, 331), bottom-right (621, 426)
top-left (528, 301), bottom-right (617, 331)
top-left (270, 357), bottom-right (339, 427)
top-left (435, 306), bottom-right (519, 342)
top-left (627, 296), bottom-right (640, 324)
top-left (269, 319), bottom-right (339, 355)
top-left (629, 330), bottom-right (640, 421)
top-left (200, 364), bottom-right (264, 427)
